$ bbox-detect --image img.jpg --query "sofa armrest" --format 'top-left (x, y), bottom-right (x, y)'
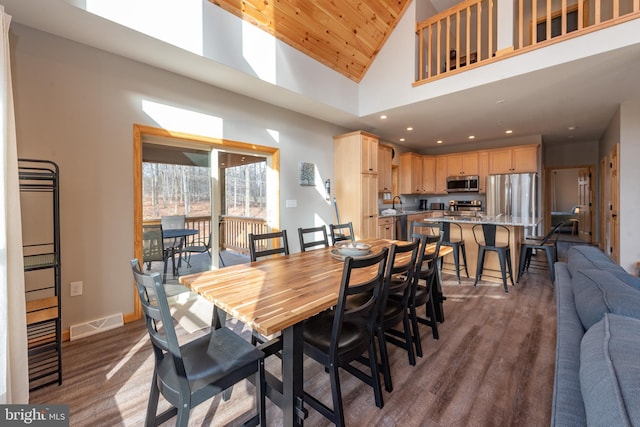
top-left (550, 262), bottom-right (587, 426)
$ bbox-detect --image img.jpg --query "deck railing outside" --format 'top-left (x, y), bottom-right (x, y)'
top-left (143, 215), bottom-right (267, 255)
top-left (416, 0), bottom-right (640, 82)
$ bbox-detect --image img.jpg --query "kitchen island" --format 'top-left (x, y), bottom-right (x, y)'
top-left (421, 215), bottom-right (541, 285)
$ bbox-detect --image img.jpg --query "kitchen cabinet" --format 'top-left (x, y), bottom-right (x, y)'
top-left (378, 144), bottom-right (393, 192)
top-left (361, 133), bottom-right (378, 174)
top-left (400, 153), bottom-right (435, 194)
top-left (435, 156), bottom-right (448, 194)
top-left (446, 152), bottom-right (479, 176)
top-left (378, 216), bottom-right (394, 239)
top-left (407, 212), bottom-right (431, 232)
top-left (334, 131), bottom-right (379, 240)
top-left (488, 144), bottom-right (539, 174)
top-left (422, 156), bottom-right (436, 194)
top-left (478, 151), bottom-right (489, 193)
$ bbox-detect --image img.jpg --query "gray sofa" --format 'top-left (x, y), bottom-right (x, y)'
top-left (551, 245), bottom-right (640, 426)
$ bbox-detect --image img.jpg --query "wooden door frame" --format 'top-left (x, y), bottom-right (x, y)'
top-left (130, 124), bottom-right (280, 321)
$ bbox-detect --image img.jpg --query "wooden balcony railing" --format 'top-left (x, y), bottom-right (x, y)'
top-left (416, 0), bottom-right (640, 83)
top-left (143, 215), bottom-right (267, 255)
top-left (219, 215), bottom-right (268, 255)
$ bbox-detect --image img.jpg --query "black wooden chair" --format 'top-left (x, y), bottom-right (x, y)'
top-left (249, 230), bottom-right (290, 261)
top-left (376, 240), bottom-right (420, 392)
top-left (302, 248), bottom-right (389, 427)
top-left (329, 222), bottom-right (354, 245)
top-left (298, 226), bottom-right (329, 252)
top-left (130, 259), bottom-right (266, 427)
top-left (407, 228), bottom-right (444, 352)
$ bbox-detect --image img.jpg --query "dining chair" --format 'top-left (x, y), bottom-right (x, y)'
top-left (130, 259), bottom-right (266, 427)
top-left (248, 230), bottom-right (290, 261)
top-left (329, 222), bottom-right (354, 245)
top-left (298, 225), bottom-right (329, 252)
top-left (302, 248), bottom-right (389, 427)
top-left (181, 231), bottom-right (226, 267)
top-left (161, 214), bottom-right (187, 270)
top-left (408, 231), bottom-right (444, 354)
top-left (376, 239), bottom-right (420, 392)
top-left (142, 224), bottom-right (172, 283)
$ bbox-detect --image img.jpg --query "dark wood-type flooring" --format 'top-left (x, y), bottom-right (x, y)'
top-left (29, 239), bottom-right (587, 426)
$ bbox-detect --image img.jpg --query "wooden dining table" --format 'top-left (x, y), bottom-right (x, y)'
top-left (179, 238), bottom-right (451, 426)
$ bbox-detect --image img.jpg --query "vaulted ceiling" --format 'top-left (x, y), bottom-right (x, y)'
top-left (210, 0), bottom-right (412, 82)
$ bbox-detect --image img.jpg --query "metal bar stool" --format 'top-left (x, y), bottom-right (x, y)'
top-left (472, 224), bottom-right (514, 292)
top-left (441, 222), bottom-right (469, 283)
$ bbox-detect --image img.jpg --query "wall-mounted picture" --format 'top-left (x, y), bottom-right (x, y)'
top-left (299, 162), bottom-right (315, 186)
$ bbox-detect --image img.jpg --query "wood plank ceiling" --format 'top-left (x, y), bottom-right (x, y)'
top-left (210, 0), bottom-right (412, 82)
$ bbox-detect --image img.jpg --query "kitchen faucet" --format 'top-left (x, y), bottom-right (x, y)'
top-left (392, 195), bottom-right (403, 212)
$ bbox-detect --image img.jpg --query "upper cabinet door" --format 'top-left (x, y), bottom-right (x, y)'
top-left (361, 135), bottom-right (378, 174)
top-left (378, 145), bottom-right (393, 192)
top-left (489, 145), bottom-right (538, 174)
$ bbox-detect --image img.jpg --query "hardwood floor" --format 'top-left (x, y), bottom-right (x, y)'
top-left (30, 258), bottom-right (558, 426)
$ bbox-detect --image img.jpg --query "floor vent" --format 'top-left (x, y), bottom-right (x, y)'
top-left (70, 313), bottom-right (123, 341)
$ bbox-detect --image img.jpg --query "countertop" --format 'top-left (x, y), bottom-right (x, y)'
top-left (379, 209), bottom-right (444, 218)
top-left (424, 215), bottom-right (541, 227)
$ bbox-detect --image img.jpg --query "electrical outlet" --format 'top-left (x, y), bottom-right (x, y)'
top-left (70, 281), bottom-right (83, 296)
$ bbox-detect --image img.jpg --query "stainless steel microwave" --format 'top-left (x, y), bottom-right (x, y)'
top-left (446, 175), bottom-right (479, 193)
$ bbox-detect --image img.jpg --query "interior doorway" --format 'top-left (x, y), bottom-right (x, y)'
top-left (132, 124), bottom-right (280, 319)
top-left (543, 165), bottom-right (595, 244)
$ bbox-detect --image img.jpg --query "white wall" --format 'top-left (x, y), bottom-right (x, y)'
top-left (11, 24), bottom-right (347, 329)
top-left (618, 99), bottom-right (640, 272)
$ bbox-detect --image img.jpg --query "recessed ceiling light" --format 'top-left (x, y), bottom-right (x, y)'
top-left (407, 127), bottom-right (413, 131)
top-left (380, 115), bottom-right (387, 119)
top-left (568, 126), bottom-right (576, 131)
top-left (399, 138), bottom-right (405, 142)
top-left (496, 99), bottom-right (505, 104)
top-left (505, 130), bottom-right (513, 134)
top-left (436, 140), bottom-right (443, 144)
top-left (468, 135), bottom-right (475, 140)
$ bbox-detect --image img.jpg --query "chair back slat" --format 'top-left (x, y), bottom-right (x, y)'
top-left (333, 248), bottom-right (389, 348)
top-left (330, 222), bottom-right (355, 245)
top-left (379, 240), bottom-right (420, 320)
top-left (249, 230), bottom-right (290, 261)
top-left (130, 259), bottom-right (187, 376)
top-left (298, 226), bottom-right (329, 251)
top-left (143, 224), bottom-right (165, 262)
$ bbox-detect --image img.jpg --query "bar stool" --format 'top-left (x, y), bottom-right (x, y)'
top-left (472, 224), bottom-right (514, 293)
top-left (517, 222), bottom-right (564, 283)
top-left (441, 222), bottom-right (469, 283)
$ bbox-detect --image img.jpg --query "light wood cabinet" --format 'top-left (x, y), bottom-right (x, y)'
top-left (378, 216), bottom-right (394, 239)
top-left (446, 152), bottom-right (479, 176)
top-left (334, 131), bottom-right (379, 240)
top-left (378, 144), bottom-right (393, 192)
top-left (422, 156), bottom-right (436, 194)
top-left (361, 133), bottom-right (378, 174)
top-left (488, 145), bottom-right (538, 174)
top-left (478, 151), bottom-right (489, 193)
top-left (399, 153), bottom-right (435, 194)
top-left (435, 156), bottom-right (448, 194)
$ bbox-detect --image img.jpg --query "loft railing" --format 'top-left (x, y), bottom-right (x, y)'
top-left (415, 0), bottom-right (640, 83)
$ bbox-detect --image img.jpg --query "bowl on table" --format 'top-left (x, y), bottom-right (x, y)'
top-left (335, 241), bottom-right (372, 257)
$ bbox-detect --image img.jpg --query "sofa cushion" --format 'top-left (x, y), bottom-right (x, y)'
top-left (580, 313), bottom-right (640, 426)
top-left (571, 269), bottom-right (640, 330)
top-left (568, 245), bottom-right (621, 275)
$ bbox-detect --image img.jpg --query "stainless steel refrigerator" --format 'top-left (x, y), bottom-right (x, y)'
top-left (485, 173), bottom-right (537, 219)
